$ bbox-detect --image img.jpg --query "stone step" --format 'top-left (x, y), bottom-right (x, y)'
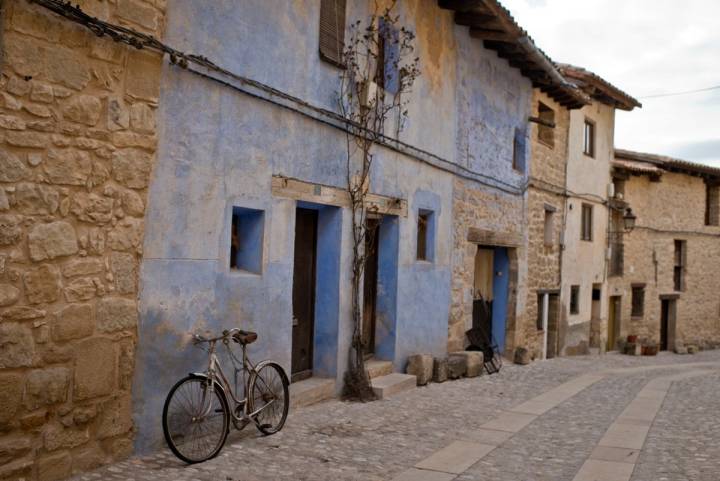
top-left (366, 359), bottom-right (393, 379)
top-left (289, 377), bottom-right (335, 410)
top-left (371, 373), bottom-right (417, 399)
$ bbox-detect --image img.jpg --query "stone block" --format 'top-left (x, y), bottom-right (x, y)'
top-left (24, 264), bottom-right (62, 305)
top-left (687, 345), bottom-right (698, 354)
top-left (6, 130), bottom-right (49, 148)
top-left (37, 451), bottom-right (72, 481)
top-left (0, 435), bottom-right (32, 465)
top-left (72, 445), bottom-right (106, 473)
top-left (0, 373), bottom-right (24, 430)
top-left (44, 149), bottom-right (92, 186)
top-left (0, 306), bottom-right (46, 322)
top-left (120, 189), bottom-right (145, 216)
top-left (125, 50), bottom-right (162, 101)
top-left (0, 323), bottom-right (35, 368)
top-left (97, 394), bottom-right (133, 439)
top-left (406, 354), bottom-right (433, 386)
top-left (28, 221), bottom-right (78, 261)
top-left (45, 45), bottom-right (92, 90)
top-left (74, 338), bottom-right (116, 400)
top-left (15, 183), bottom-right (60, 215)
top-left (64, 277), bottom-right (98, 302)
top-left (447, 355), bottom-right (467, 379)
top-left (111, 252), bottom-right (138, 294)
top-left (433, 357), bottom-right (448, 383)
top-left (107, 96), bottom-right (130, 131)
top-left (52, 303), bottom-right (94, 341)
top-left (0, 114), bottom-right (26, 130)
top-left (107, 217), bottom-right (143, 251)
top-left (129, 102), bottom-right (155, 134)
top-left (62, 95), bottom-right (102, 126)
top-left (97, 297), bottom-right (138, 333)
top-left (452, 351), bottom-right (484, 377)
top-left (70, 193), bottom-right (115, 224)
top-left (514, 346), bottom-right (531, 365)
top-left (625, 342), bottom-right (641, 356)
top-left (112, 148), bottom-right (153, 189)
top-left (62, 258), bottom-right (104, 278)
top-left (117, 0), bottom-right (160, 30)
top-left (24, 367), bottom-right (70, 410)
top-left (0, 283), bottom-right (20, 307)
top-left (31, 83), bottom-right (54, 103)
top-left (43, 422), bottom-right (89, 451)
top-left (0, 151), bottom-right (29, 182)
top-left (674, 342), bottom-right (688, 355)
top-left (0, 215), bottom-right (23, 245)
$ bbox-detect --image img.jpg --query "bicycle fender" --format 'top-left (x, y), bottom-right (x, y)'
top-left (187, 373), bottom-right (228, 395)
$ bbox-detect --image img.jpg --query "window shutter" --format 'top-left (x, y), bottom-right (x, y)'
top-left (319, 0), bottom-right (346, 67)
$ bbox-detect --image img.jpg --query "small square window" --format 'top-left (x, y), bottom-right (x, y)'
top-left (705, 183), bottom-right (719, 226)
top-left (583, 119), bottom-right (595, 157)
top-left (537, 102), bottom-right (555, 147)
top-left (570, 285), bottom-right (580, 315)
top-left (230, 207), bottom-right (264, 274)
top-left (416, 209), bottom-right (434, 261)
top-left (631, 285), bottom-right (645, 318)
top-left (581, 204), bottom-right (593, 241)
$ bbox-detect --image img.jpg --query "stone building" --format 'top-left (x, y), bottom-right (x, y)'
top-left (0, 0), bottom-right (166, 479)
top-left (554, 65), bottom-right (640, 355)
top-left (524, 90), bottom-right (573, 359)
top-left (608, 150), bottom-right (720, 351)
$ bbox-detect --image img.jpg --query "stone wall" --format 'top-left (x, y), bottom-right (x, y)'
top-left (449, 177), bottom-right (527, 354)
top-left (0, 1), bottom-right (164, 479)
top-left (607, 170), bottom-right (720, 349)
top-left (524, 91), bottom-right (570, 358)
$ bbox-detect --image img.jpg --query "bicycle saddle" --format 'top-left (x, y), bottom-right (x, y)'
top-left (232, 330), bottom-right (258, 345)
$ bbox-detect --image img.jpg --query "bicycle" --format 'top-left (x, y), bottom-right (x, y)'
top-left (162, 328), bottom-right (290, 463)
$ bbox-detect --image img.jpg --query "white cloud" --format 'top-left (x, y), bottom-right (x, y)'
top-left (501, 0), bottom-right (720, 166)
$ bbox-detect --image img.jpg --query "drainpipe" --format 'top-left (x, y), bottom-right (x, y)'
top-left (541, 292), bottom-right (549, 360)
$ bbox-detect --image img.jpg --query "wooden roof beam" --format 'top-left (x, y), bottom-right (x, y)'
top-left (438, 0), bottom-right (487, 12)
top-left (454, 11), bottom-right (502, 28)
top-left (469, 28), bottom-right (516, 43)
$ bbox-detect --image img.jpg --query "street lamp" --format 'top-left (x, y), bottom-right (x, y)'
top-left (623, 208), bottom-right (636, 232)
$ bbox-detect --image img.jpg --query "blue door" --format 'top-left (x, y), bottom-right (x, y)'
top-left (491, 247), bottom-right (509, 352)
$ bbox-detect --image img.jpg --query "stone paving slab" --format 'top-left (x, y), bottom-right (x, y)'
top-left (590, 446), bottom-right (639, 464)
top-left (415, 441), bottom-right (495, 474)
top-left (480, 411), bottom-right (537, 433)
top-left (573, 459), bottom-right (634, 481)
top-left (393, 468), bottom-right (456, 481)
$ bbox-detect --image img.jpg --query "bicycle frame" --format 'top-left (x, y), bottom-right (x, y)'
top-left (197, 337), bottom-right (275, 425)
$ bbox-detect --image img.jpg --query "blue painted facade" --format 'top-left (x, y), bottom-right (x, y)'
top-left (133, 0), bottom-right (533, 452)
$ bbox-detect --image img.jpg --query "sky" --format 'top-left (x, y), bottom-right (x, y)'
top-left (500, 0), bottom-right (720, 167)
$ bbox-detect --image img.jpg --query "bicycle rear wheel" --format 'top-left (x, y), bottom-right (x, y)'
top-left (248, 362), bottom-right (289, 435)
top-left (162, 375), bottom-right (229, 463)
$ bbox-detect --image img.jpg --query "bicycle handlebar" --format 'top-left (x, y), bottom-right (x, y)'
top-left (193, 328), bottom-right (242, 344)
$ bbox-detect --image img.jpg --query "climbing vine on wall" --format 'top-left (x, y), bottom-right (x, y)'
top-left (337, 1), bottom-right (420, 400)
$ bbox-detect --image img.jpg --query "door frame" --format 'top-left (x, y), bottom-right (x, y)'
top-left (659, 294), bottom-right (679, 351)
top-left (291, 207), bottom-right (318, 383)
top-left (607, 295), bottom-right (621, 351)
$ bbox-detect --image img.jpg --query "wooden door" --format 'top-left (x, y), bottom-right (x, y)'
top-left (362, 218), bottom-right (380, 357)
top-left (607, 296), bottom-right (621, 351)
top-left (291, 208), bottom-right (318, 382)
top-left (660, 299), bottom-right (669, 351)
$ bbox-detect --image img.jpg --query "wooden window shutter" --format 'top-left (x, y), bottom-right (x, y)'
top-left (319, 0), bottom-right (346, 67)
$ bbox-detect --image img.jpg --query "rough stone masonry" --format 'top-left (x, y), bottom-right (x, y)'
top-left (0, 1), bottom-right (165, 480)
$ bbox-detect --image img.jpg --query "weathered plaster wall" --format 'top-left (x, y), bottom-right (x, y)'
top-left (524, 91), bottom-right (570, 358)
top-left (0, 0), bottom-right (165, 479)
top-left (133, 0), bottom-right (458, 452)
top-left (607, 171), bottom-right (720, 348)
top-left (560, 101), bottom-right (615, 354)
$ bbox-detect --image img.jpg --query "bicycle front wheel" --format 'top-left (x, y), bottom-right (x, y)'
top-left (248, 362), bottom-right (289, 435)
top-left (162, 375), bottom-right (230, 463)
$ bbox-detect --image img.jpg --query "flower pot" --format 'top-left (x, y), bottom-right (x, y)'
top-left (627, 335), bottom-right (638, 343)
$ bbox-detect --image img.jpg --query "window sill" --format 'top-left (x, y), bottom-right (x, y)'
top-left (229, 268), bottom-right (263, 278)
top-left (538, 139), bottom-right (555, 150)
top-left (583, 152), bottom-right (595, 159)
top-left (631, 316), bottom-right (643, 321)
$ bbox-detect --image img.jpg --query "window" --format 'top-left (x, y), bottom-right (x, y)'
top-left (318, 0), bottom-right (347, 67)
top-left (570, 285), bottom-right (580, 315)
top-left (583, 119), bottom-right (595, 157)
top-left (705, 183), bottom-right (719, 226)
top-left (416, 209), bottom-right (434, 261)
top-left (543, 207), bottom-right (555, 247)
top-left (537, 102), bottom-right (555, 147)
top-left (673, 240), bottom-right (686, 291)
top-left (375, 18), bottom-right (400, 94)
top-left (613, 178), bottom-right (625, 199)
top-left (581, 203), bottom-right (593, 241)
top-left (230, 207), bottom-right (265, 274)
top-left (631, 285), bottom-right (645, 318)
top-left (512, 128), bottom-right (526, 173)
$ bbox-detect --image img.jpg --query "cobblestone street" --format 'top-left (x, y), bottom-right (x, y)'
top-left (70, 351), bottom-right (720, 481)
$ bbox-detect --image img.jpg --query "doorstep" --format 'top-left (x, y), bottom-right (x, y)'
top-left (289, 377), bottom-right (335, 410)
top-left (366, 358), bottom-right (393, 379)
top-left (371, 373), bottom-right (417, 399)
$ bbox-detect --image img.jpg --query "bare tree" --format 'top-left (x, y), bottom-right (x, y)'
top-left (338, 1), bottom-right (420, 400)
